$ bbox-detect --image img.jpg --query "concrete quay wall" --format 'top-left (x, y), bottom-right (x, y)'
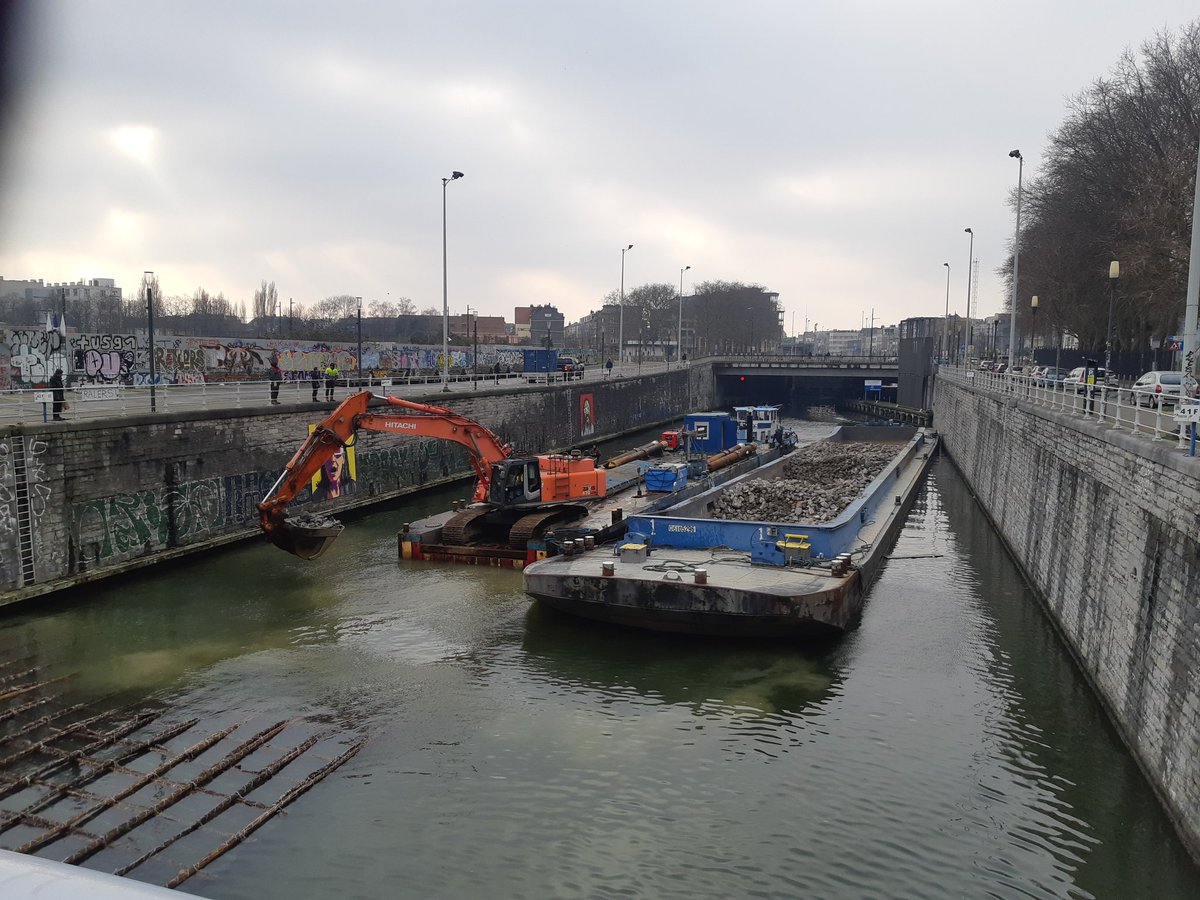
top-left (933, 377), bottom-right (1200, 859)
top-left (0, 368), bottom-right (712, 607)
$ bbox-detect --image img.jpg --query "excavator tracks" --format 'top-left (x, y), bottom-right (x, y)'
top-left (508, 507), bottom-right (586, 549)
top-left (442, 508), bottom-right (492, 546)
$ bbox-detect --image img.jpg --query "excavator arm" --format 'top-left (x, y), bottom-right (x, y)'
top-left (258, 391), bottom-right (512, 558)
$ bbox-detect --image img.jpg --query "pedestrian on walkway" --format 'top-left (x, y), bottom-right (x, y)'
top-left (605, 358), bottom-right (613, 379)
top-left (310, 366), bottom-right (321, 402)
top-left (493, 362), bottom-right (500, 384)
top-left (269, 358), bottom-right (283, 404)
top-left (324, 363), bottom-right (339, 401)
top-left (50, 368), bottom-right (66, 420)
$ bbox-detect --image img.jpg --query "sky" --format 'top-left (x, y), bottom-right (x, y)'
top-left (1, 1), bottom-right (1198, 333)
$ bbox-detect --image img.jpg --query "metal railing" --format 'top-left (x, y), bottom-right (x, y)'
top-left (0, 358), bottom-right (690, 426)
top-left (939, 364), bottom-right (1199, 454)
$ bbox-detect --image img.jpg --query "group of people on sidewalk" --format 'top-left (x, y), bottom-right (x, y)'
top-left (268, 357), bottom-right (341, 405)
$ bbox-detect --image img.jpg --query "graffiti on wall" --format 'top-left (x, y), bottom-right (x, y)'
top-left (5, 329), bottom-right (557, 389)
top-left (0, 440), bottom-right (19, 588)
top-left (68, 437), bottom-right (467, 568)
top-left (71, 469), bottom-right (284, 563)
top-left (6, 330), bottom-right (72, 384)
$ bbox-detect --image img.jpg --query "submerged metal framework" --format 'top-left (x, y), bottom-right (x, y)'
top-left (0, 658), bottom-right (363, 889)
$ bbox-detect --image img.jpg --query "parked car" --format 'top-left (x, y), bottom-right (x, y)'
top-left (558, 356), bottom-right (584, 380)
top-left (1063, 366), bottom-right (1117, 392)
top-left (1035, 366), bottom-right (1068, 386)
top-left (1125, 370), bottom-right (1198, 408)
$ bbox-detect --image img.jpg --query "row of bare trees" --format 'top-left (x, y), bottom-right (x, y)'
top-left (1005, 20), bottom-right (1200, 356)
top-left (596, 280), bottom-right (782, 356)
top-left (0, 275), bottom-right (420, 339)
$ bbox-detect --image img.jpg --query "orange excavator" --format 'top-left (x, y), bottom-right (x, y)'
top-left (258, 391), bottom-right (607, 559)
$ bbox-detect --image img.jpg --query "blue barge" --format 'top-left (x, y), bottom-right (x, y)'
top-left (523, 426), bottom-right (938, 637)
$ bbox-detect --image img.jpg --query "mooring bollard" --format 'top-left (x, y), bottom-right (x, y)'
top-left (693, 568), bottom-right (708, 585)
top-left (602, 561), bottom-right (615, 577)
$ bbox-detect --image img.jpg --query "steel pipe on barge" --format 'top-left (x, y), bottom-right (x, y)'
top-left (604, 440), bottom-right (668, 469)
top-left (707, 443), bottom-right (756, 472)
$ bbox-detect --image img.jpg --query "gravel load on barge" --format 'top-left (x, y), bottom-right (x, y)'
top-left (709, 440), bottom-right (902, 524)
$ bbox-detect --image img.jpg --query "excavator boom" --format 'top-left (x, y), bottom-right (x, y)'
top-left (258, 391), bottom-right (512, 558)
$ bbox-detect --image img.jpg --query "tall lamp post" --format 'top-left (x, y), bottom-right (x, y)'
top-left (992, 315), bottom-right (1000, 362)
top-left (441, 170), bottom-right (464, 391)
top-left (145, 272), bottom-right (157, 413)
top-left (466, 305), bottom-right (478, 390)
top-left (1030, 295), bottom-right (1038, 361)
top-left (748, 306), bottom-right (755, 355)
top-left (355, 296), bottom-right (363, 384)
top-left (942, 262), bottom-right (950, 362)
top-left (963, 228), bottom-right (974, 363)
top-left (676, 264), bottom-right (690, 369)
top-left (1105, 261), bottom-right (1119, 373)
top-left (618, 244), bottom-right (633, 373)
top-left (289, 298), bottom-right (294, 338)
top-left (1008, 149), bottom-right (1024, 370)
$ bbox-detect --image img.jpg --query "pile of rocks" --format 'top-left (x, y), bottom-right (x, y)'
top-left (709, 440), bottom-right (903, 523)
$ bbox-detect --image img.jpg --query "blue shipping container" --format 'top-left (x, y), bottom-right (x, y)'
top-left (522, 349), bottom-right (560, 372)
top-left (685, 412), bottom-right (735, 454)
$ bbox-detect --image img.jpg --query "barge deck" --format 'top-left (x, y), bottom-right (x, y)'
top-left (523, 426), bottom-right (938, 636)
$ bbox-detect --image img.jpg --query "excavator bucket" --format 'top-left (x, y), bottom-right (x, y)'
top-left (265, 514), bottom-right (346, 560)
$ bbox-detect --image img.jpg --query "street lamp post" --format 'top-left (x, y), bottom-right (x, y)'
top-left (355, 296), bottom-right (363, 384)
top-left (963, 228), bottom-right (974, 362)
top-left (676, 265), bottom-right (690, 370)
top-left (1105, 261), bottom-right (1119, 373)
top-left (441, 170), bottom-right (464, 391)
top-left (748, 306), bottom-right (755, 355)
top-left (992, 315), bottom-right (1000, 362)
top-left (1008, 150), bottom-right (1024, 371)
top-left (942, 262), bottom-right (950, 362)
top-left (466, 305), bottom-right (478, 391)
top-left (289, 298), bottom-right (294, 338)
top-left (618, 244), bottom-right (633, 373)
top-left (1030, 295), bottom-right (1038, 361)
top-left (145, 272), bottom-right (157, 413)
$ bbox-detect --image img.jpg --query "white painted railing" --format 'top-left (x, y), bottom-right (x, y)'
top-left (939, 365), bottom-right (1199, 454)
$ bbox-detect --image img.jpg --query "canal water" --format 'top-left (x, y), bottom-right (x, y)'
top-left (2, 423), bottom-right (1198, 898)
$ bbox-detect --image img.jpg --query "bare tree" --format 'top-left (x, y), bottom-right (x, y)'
top-left (253, 280), bottom-right (279, 322)
top-left (1003, 19), bottom-right (1200, 354)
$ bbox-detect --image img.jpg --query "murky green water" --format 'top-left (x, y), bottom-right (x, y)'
top-left (2, 436), bottom-right (1198, 897)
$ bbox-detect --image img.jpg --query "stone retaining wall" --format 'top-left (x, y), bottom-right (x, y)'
top-left (0, 369), bottom-right (711, 606)
top-left (933, 376), bottom-right (1200, 860)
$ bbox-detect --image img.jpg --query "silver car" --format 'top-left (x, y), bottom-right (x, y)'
top-left (1126, 370), bottom-right (1197, 408)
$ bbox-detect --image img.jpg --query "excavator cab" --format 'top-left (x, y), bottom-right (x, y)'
top-left (490, 459), bottom-right (542, 506)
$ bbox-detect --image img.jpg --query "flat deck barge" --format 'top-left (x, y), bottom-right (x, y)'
top-left (523, 426), bottom-right (938, 636)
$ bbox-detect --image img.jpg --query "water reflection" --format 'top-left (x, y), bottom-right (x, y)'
top-left (520, 603), bottom-right (840, 717)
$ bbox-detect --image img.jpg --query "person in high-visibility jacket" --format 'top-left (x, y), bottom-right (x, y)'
top-left (324, 364), bottom-right (339, 401)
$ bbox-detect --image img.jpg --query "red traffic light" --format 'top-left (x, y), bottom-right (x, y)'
top-left (739, 375), bottom-right (746, 381)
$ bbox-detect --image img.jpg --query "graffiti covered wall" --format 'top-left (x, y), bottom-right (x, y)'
top-left (2, 329), bottom-right (533, 388)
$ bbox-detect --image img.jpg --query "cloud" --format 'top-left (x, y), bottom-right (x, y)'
top-left (107, 124), bottom-right (158, 167)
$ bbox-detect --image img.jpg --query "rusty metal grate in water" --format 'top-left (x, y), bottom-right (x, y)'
top-left (0, 662), bottom-right (365, 890)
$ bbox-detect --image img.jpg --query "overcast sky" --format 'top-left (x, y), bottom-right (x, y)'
top-left (1, 1), bottom-right (1197, 333)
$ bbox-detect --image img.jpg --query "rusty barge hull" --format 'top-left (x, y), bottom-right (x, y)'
top-left (526, 566), bottom-right (863, 637)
